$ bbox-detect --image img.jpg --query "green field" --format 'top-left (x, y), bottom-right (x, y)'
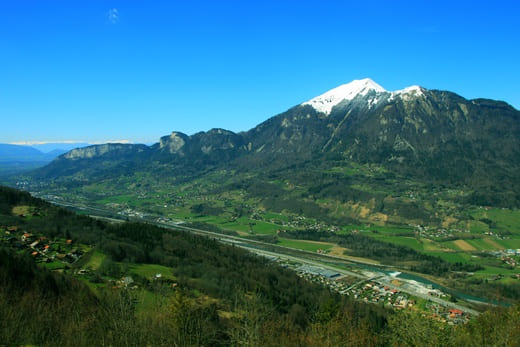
top-left (496, 238), bottom-right (520, 249)
top-left (474, 265), bottom-right (519, 278)
top-left (277, 238), bottom-right (333, 252)
top-left (83, 250), bottom-right (106, 271)
top-left (42, 260), bottom-right (67, 270)
top-left (129, 263), bottom-right (175, 280)
top-left (465, 238), bottom-right (499, 251)
top-left (427, 251), bottom-right (472, 263)
top-left (471, 208), bottom-right (520, 235)
top-left (219, 217), bottom-right (281, 235)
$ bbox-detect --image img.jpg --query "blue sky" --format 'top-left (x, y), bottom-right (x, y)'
top-left (1, 0), bottom-right (519, 144)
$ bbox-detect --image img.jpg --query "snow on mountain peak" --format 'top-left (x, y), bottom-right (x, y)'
top-left (395, 85), bottom-right (423, 96)
top-left (302, 79), bottom-right (426, 115)
top-left (302, 78), bottom-right (386, 115)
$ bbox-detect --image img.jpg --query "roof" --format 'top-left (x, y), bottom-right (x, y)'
top-left (449, 309), bottom-right (463, 315)
top-left (296, 265), bottom-right (340, 278)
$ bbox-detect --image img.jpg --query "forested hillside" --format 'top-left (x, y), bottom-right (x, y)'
top-left (1, 186), bottom-right (520, 346)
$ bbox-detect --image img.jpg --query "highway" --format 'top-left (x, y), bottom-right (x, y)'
top-left (232, 244), bottom-right (481, 317)
top-left (45, 198), bottom-right (481, 316)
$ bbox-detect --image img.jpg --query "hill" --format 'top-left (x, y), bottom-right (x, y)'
top-left (25, 79), bottom-right (520, 220)
top-left (10, 79), bottom-right (520, 298)
top-left (2, 186), bottom-right (520, 346)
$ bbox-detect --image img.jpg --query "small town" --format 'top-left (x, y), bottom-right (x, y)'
top-left (293, 264), bottom-right (472, 325)
top-left (1, 225), bottom-right (85, 268)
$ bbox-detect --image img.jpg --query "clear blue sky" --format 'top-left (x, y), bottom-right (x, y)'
top-left (1, 0), bottom-right (519, 144)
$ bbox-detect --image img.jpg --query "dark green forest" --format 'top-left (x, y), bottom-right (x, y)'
top-left (1, 186), bottom-right (520, 346)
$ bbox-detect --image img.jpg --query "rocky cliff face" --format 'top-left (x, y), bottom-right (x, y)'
top-left (236, 83), bottom-right (519, 185)
top-left (31, 79), bottom-right (520, 205)
top-left (159, 132), bottom-right (189, 155)
top-left (62, 143), bottom-right (149, 160)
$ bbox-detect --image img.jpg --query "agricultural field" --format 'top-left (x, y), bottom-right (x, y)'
top-left (276, 238), bottom-right (333, 252)
top-left (26, 167), bottom-right (520, 284)
top-left (470, 208), bottom-right (520, 234)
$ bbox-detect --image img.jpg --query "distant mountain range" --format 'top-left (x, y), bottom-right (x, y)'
top-left (27, 78), bottom-right (520, 213)
top-left (0, 143), bottom-right (91, 176)
top-left (0, 143), bottom-right (93, 162)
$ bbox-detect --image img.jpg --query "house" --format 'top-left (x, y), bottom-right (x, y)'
top-left (21, 233), bottom-right (33, 242)
top-left (122, 276), bottom-right (134, 287)
top-left (449, 308), bottom-right (463, 316)
top-left (30, 240), bottom-right (40, 249)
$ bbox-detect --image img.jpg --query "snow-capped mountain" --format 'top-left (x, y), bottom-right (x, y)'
top-left (302, 78), bottom-right (385, 114)
top-left (302, 78), bottom-right (424, 115)
top-left (32, 78), bottom-right (520, 207)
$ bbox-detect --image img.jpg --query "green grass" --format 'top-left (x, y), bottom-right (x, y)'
top-left (42, 261), bottom-right (67, 270)
top-left (439, 241), bottom-right (461, 252)
top-left (134, 289), bottom-right (168, 313)
top-left (97, 194), bottom-right (139, 204)
top-left (129, 263), bottom-right (175, 280)
top-left (496, 238), bottom-right (520, 249)
top-left (219, 217), bottom-right (280, 235)
top-left (263, 212), bottom-right (289, 222)
top-left (83, 250), bottom-right (106, 271)
top-left (277, 238), bottom-right (333, 252)
top-left (467, 220), bottom-right (489, 234)
top-left (471, 208), bottom-right (520, 235)
top-left (465, 238), bottom-right (498, 251)
top-left (474, 265), bottom-right (519, 276)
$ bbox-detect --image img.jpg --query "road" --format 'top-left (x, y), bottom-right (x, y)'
top-left (234, 244), bottom-right (481, 317)
top-left (45, 198), bottom-right (481, 316)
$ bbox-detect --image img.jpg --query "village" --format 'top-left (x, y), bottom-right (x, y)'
top-left (0, 224), bottom-right (181, 293)
top-left (0, 201), bottom-right (493, 327)
top-left (293, 264), bottom-right (472, 325)
top-left (1, 224), bottom-right (85, 268)
top-left (489, 248), bottom-right (520, 269)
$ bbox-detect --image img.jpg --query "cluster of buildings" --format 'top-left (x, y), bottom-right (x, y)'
top-left (429, 304), bottom-right (471, 325)
top-left (116, 208), bottom-right (146, 219)
top-left (488, 249), bottom-right (520, 268)
top-left (293, 264), bottom-right (472, 324)
top-left (296, 268), bottom-right (416, 311)
top-left (1, 225), bottom-right (83, 266)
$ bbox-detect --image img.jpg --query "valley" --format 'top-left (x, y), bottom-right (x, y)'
top-left (0, 190), bottom-right (486, 321)
top-left (24, 178), bottom-right (520, 306)
top-left (3, 78), bottom-right (520, 344)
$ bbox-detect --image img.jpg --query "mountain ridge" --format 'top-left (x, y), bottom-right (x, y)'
top-left (27, 80), bottom-right (520, 209)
